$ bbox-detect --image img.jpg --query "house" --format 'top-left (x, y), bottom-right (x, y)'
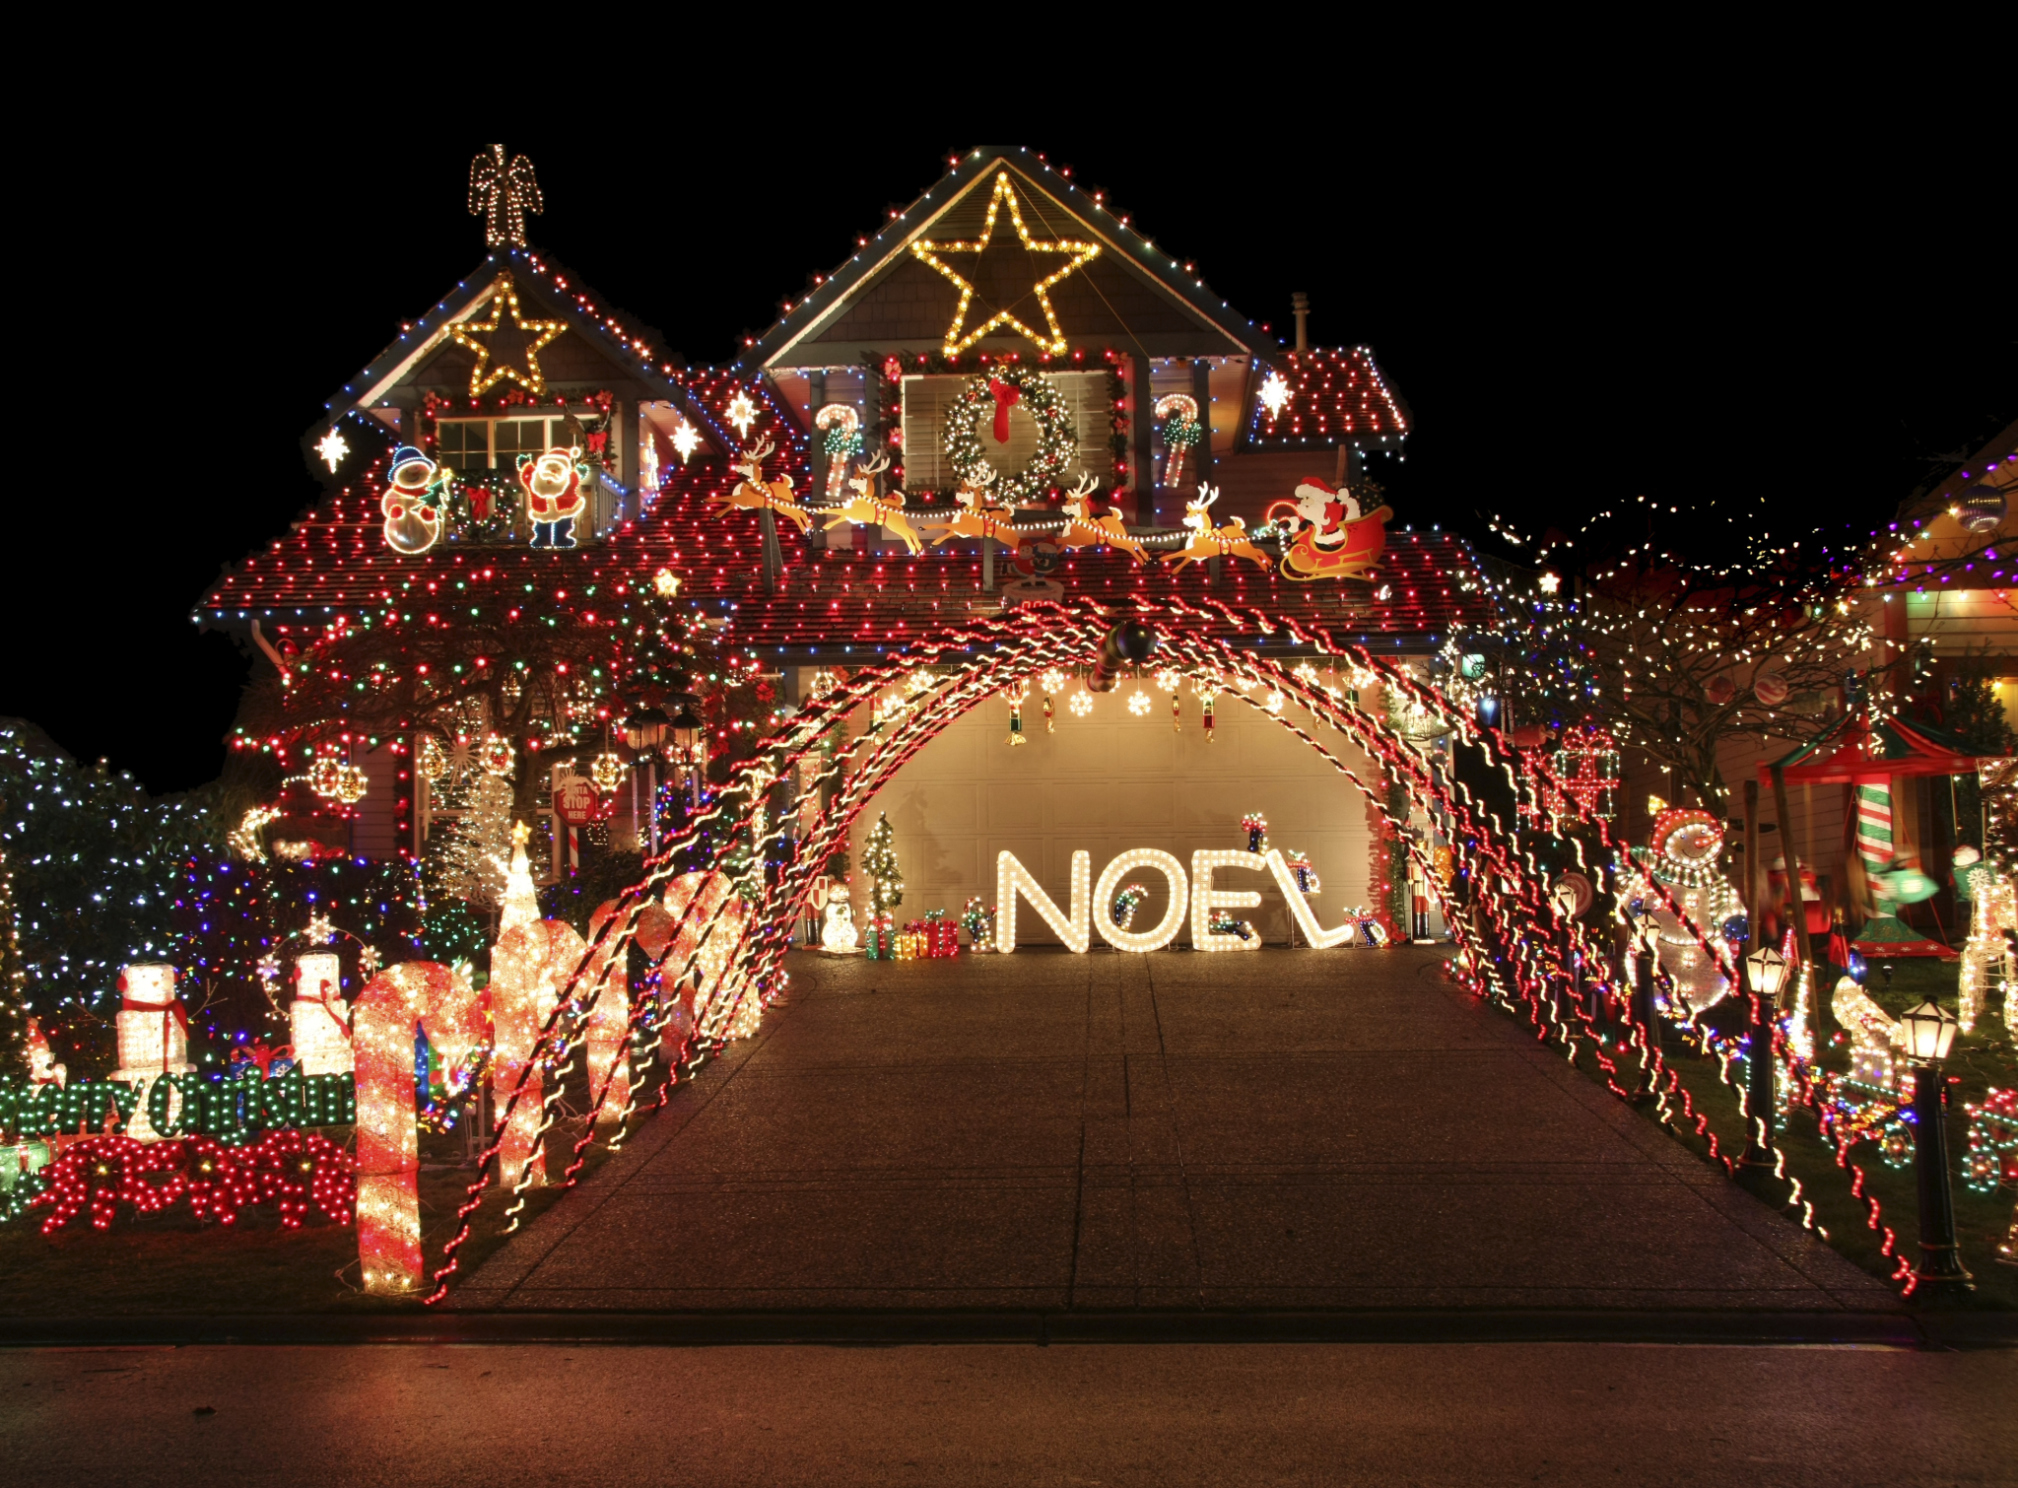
top-left (197, 146), bottom-right (1497, 939)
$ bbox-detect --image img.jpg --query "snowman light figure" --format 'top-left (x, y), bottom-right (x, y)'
top-left (821, 882), bottom-right (861, 954)
top-left (381, 446), bottom-right (448, 556)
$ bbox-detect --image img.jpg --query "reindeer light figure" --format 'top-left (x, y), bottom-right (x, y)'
top-left (928, 465), bottom-right (1024, 552)
top-left (822, 453), bottom-right (924, 554)
top-left (1162, 485), bottom-right (1271, 572)
top-left (1053, 473), bottom-right (1150, 563)
top-left (713, 436), bottom-right (813, 532)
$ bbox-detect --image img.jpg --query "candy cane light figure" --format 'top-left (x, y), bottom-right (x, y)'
top-left (354, 961), bottom-right (484, 1294)
top-left (489, 831), bottom-right (588, 1188)
top-left (660, 870), bottom-right (752, 1042)
top-left (579, 899), bottom-right (645, 1125)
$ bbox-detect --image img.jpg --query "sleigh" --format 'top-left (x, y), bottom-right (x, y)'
top-left (1266, 502), bottom-right (1391, 582)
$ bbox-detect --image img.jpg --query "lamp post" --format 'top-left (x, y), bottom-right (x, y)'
top-left (1898, 999), bottom-right (1974, 1297)
top-left (1740, 944), bottom-right (1786, 1168)
top-left (1550, 880), bottom-right (1580, 1029)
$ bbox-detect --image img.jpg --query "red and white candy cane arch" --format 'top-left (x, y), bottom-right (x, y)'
top-left (424, 595), bottom-right (1745, 1302)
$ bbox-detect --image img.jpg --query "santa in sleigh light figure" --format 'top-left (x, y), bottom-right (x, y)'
top-left (1266, 476), bottom-right (1392, 582)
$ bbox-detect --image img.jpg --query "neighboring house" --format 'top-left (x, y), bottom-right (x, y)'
top-left (1615, 420), bottom-right (2018, 945)
top-left (197, 146), bottom-right (1497, 926)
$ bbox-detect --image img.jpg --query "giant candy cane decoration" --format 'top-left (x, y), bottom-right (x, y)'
top-left (490, 918), bottom-right (588, 1188)
top-left (814, 403), bottom-right (862, 503)
top-left (355, 962), bottom-right (485, 1294)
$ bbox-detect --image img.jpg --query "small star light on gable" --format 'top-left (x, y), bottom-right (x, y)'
top-left (1259, 371), bottom-right (1292, 419)
top-left (468, 144), bottom-right (544, 249)
top-left (725, 391), bottom-right (758, 439)
top-left (1538, 572), bottom-right (1562, 595)
top-left (670, 420), bottom-right (701, 463)
top-left (653, 567), bottom-right (680, 597)
top-left (305, 912), bottom-right (336, 947)
top-left (315, 428), bottom-right (349, 472)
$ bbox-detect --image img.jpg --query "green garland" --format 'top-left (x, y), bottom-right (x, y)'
top-left (941, 365), bottom-right (1077, 505)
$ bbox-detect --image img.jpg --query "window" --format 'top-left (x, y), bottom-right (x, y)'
top-left (434, 416), bottom-right (577, 469)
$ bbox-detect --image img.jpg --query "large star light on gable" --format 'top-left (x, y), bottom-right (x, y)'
top-left (725, 391), bottom-right (758, 438)
top-left (444, 274), bottom-right (567, 397)
top-left (315, 428), bottom-right (350, 472)
top-left (910, 169), bottom-right (1101, 356)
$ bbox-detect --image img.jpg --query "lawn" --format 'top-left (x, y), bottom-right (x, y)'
top-left (1584, 955), bottom-right (2017, 1310)
top-left (0, 1121), bottom-right (606, 1318)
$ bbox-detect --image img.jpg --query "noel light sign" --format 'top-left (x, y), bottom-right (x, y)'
top-left (995, 847), bottom-right (1361, 953)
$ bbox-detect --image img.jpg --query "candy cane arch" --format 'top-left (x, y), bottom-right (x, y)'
top-left (426, 596), bottom-right (1803, 1303)
top-left (490, 918), bottom-right (588, 1188)
top-left (353, 962), bottom-right (485, 1295)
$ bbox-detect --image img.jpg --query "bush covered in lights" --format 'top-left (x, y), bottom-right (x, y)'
top-left (0, 724), bottom-right (226, 1078)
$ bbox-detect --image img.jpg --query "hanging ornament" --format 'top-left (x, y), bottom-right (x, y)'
top-left (590, 751), bottom-right (625, 793)
top-left (334, 764), bottom-right (369, 805)
top-left (1043, 693), bottom-right (1055, 733)
top-left (1005, 684), bottom-right (1029, 746)
top-left (307, 753), bottom-right (345, 799)
top-left (1069, 687), bottom-right (1094, 718)
top-left (479, 733), bottom-right (515, 778)
top-left (1172, 690), bottom-right (1182, 732)
top-left (1955, 483), bottom-right (2007, 535)
top-left (416, 734), bottom-right (451, 783)
top-left (809, 668), bottom-right (840, 699)
top-left (1128, 689), bottom-right (1153, 717)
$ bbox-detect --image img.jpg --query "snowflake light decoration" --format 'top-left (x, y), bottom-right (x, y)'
top-left (1264, 689), bottom-right (1285, 714)
top-left (1069, 689), bottom-right (1094, 718)
top-left (725, 392), bottom-right (758, 438)
top-left (1128, 690), bottom-right (1153, 717)
top-left (305, 912), bottom-right (336, 946)
top-left (1154, 668), bottom-right (1182, 692)
top-left (358, 945), bottom-right (383, 976)
top-left (1040, 669), bottom-right (1068, 695)
top-left (1259, 371), bottom-right (1292, 419)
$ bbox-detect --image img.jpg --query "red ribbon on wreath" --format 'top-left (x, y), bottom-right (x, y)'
top-left (987, 377), bottom-right (1021, 444)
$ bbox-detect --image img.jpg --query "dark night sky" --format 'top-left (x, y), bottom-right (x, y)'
top-left (9, 110), bottom-right (2008, 795)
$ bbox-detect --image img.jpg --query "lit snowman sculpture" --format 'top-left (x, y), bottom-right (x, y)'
top-left (111, 963), bottom-right (197, 1140)
top-left (290, 951), bottom-right (354, 1077)
top-left (821, 881), bottom-right (861, 954)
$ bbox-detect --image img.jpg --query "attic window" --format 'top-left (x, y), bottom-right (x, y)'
top-left (437, 416), bottom-right (579, 469)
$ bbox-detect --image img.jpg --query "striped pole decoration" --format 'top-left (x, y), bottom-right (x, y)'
top-left (1855, 779), bottom-right (1895, 877)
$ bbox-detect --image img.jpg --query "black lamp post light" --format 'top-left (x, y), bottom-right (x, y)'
top-left (1897, 999), bottom-right (1974, 1298)
top-left (1740, 943), bottom-right (1787, 1168)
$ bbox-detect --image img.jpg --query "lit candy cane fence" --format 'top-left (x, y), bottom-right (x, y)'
top-left (424, 597), bottom-right (1742, 1302)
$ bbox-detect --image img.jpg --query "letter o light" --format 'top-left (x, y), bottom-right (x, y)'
top-left (1094, 849), bottom-right (1190, 952)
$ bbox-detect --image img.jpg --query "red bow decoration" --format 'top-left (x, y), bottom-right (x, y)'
top-left (228, 1041), bottom-right (296, 1078)
top-left (987, 378), bottom-right (1021, 444)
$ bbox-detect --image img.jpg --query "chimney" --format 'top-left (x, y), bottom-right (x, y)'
top-left (1291, 291), bottom-right (1310, 351)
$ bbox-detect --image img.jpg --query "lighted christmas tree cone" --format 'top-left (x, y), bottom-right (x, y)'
top-left (489, 826), bottom-right (586, 1189)
top-left (110, 963), bottom-right (196, 1141)
top-left (289, 951), bottom-right (353, 1077)
top-left (354, 961), bottom-right (484, 1294)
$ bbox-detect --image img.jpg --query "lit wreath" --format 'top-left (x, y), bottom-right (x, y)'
top-left (941, 365), bottom-right (1077, 505)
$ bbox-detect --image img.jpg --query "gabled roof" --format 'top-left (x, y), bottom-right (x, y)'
top-left (742, 147), bottom-right (1275, 371)
top-left (1764, 706), bottom-right (1980, 783)
top-left (313, 247), bottom-right (735, 458)
top-left (1246, 348), bottom-right (1413, 449)
top-left (205, 372), bottom-right (810, 623)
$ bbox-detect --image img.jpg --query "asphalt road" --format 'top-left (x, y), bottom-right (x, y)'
top-left (5, 1340), bottom-right (2011, 1486)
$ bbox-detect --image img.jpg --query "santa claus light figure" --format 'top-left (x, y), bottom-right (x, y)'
top-left (1268, 476), bottom-right (1391, 581)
